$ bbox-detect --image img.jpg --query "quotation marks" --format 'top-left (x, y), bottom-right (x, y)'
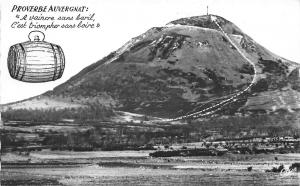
top-left (11, 6), bottom-right (100, 31)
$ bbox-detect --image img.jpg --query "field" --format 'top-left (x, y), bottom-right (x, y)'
top-left (1, 151), bottom-right (300, 185)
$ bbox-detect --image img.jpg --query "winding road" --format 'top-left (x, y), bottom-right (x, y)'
top-left (90, 15), bottom-right (258, 123)
top-left (161, 15), bottom-right (258, 122)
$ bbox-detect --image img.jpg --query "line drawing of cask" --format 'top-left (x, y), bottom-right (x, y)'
top-left (7, 30), bottom-right (65, 83)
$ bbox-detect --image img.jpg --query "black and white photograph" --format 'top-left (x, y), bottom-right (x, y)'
top-left (1, 0), bottom-right (300, 185)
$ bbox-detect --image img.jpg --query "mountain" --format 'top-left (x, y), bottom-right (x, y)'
top-left (3, 14), bottom-right (300, 122)
top-left (2, 14), bottom-right (300, 152)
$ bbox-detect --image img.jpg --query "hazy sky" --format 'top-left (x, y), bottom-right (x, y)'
top-left (1, 0), bottom-right (300, 104)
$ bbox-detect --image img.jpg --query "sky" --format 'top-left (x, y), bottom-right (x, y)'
top-left (1, 0), bottom-right (300, 104)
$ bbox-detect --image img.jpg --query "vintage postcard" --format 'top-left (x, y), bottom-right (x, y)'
top-left (1, 0), bottom-right (300, 185)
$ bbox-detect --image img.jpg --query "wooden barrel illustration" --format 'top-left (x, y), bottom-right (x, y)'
top-left (7, 31), bottom-right (65, 83)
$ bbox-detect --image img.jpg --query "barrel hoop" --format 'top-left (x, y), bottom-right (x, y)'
top-left (18, 44), bottom-right (27, 80)
top-left (57, 46), bottom-right (65, 78)
top-left (14, 46), bottom-right (22, 78)
top-left (18, 65), bottom-right (63, 70)
top-left (21, 70), bottom-right (60, 75)
top-left (50, 43), bottom-right (58, 80)
top-left (55, 45), bottom-right (61, 78)
top-left (21, 77), bottom-right (56, 83)
top-left (21, 63), bottom-right (57, 66)
top-left (22, 74), bottom-right (59, 78)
